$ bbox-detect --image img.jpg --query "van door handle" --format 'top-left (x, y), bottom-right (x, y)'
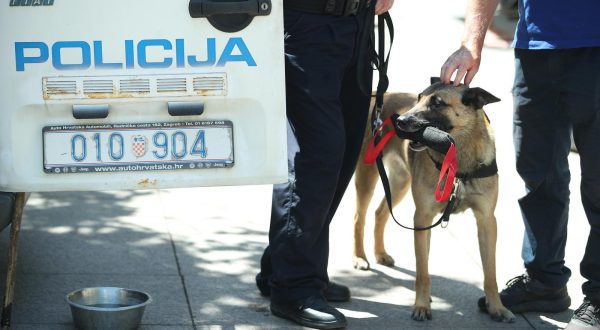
top-left (168, 101), bottom-right (205, 116)
top-left (72, 104), bottom-right (109, 119)
top-left (189, 0), bottom-right (271, 18)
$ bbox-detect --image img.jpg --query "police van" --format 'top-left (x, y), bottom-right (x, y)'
top-left (0, 0), bottom-right (287, 193)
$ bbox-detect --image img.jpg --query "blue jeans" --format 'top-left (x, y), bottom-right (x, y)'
top-left (513, 47), bottom-right (600, 300)
top-left (258, 9), bottom-right (373, 304)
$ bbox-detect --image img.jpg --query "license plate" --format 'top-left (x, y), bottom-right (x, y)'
top-left (43, 121), bottom-right (234, 174)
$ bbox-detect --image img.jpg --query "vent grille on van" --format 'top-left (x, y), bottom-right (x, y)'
top-left (43, 73), bottom-right (227, 100)
top-left (83, 80), bottom-right (114, 94)
top-left (157, 78), bottom-right (187, 92)
top-left (194, 76), bottom-right (226, 91)
top-left (45, 80), bottom-right (78, 95)
top-left (120, 79), bottom-right (151, 93)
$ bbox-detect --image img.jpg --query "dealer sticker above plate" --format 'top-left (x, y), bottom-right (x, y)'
top-left (43, 120), bottom-right (234, 174)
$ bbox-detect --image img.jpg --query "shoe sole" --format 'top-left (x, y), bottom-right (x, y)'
top-left (257, 287), bottom-right (350, 302)
top-left (480, 295), bottom-right (572, 314)
top-left (325, 294), bottom-right (350, 303)
top-left (270, 304), bottom-right (347, 329)
top-left (260, 291), bottom-right (350, 302)
top-left (509, 295), bottom-right (572, 314)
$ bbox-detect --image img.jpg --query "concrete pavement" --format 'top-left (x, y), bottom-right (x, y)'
top-left (1, 1), bottom-right (590, 329)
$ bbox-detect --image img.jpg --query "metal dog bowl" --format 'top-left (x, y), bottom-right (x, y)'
top-left (66, 287), bottom-right (152, 330)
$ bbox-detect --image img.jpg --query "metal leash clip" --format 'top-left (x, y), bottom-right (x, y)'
top-left (372, 104), bottom-right (384, 136)
top-left (441, 178), bottom-right (461, 228)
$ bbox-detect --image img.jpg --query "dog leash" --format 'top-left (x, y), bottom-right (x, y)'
top-left (357, 2), bottom-right (393, 109)
top-left (364, 117), bottom-right (395, 165)
top-left (365, 118), bottom-right (461, 231)
top-left (361, 7), bottom-right (460, 230)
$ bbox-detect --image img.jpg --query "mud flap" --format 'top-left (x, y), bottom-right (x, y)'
top-left (0, 192), bottom-right (15, 231)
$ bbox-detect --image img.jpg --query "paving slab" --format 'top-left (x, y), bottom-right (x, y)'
top-left (14, 191), bottom-right (177, 275)
top-left (9, 325), bottom-right (194, 330)
top-left (0, 273), bottom-right (192, 327)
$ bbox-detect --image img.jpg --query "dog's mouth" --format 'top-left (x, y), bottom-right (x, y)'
top-left (406, 124), bottom-right (451, 153)
top-left (395, 115), bottom-right (429, 133)
top-left (393, 114), bottom-right (454, 153)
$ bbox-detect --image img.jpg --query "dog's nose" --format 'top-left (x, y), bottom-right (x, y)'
top-left (395, 114), bottom-right (429, 133)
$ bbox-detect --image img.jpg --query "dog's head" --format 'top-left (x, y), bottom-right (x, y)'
top-left (395, 79), bottom-right (500, 151)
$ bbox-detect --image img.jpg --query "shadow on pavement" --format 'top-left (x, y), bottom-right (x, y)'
top-left (0, 188), bottom-right (574, 329)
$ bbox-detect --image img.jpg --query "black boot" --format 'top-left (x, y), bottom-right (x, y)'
top-left (270, 295), bottom-right (347, 329)
top-left (478, 273), bottom-right (570, 313)
top-left (256, 273), bottom-right (351, 302)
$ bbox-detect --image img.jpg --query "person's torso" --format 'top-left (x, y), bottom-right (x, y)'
top-left (513, 0), bottom-right (600, 49)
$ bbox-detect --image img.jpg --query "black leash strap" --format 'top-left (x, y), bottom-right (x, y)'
top-left (373, 13), bottom-right (393, 115)
top-left (377, 157), bottom-right (461, 231)
top-left (376, 158), bottom-right (460, 231)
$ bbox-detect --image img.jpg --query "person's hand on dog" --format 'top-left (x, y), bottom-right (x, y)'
top-left (375, 0), bottom-right (394, 15)
top-left (441, 0), bottom-right (499, 86)
top-left (440, 45), bottom-right (481, 86)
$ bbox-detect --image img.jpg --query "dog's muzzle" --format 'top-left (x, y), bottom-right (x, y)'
top-left (395, 114), bottom-right (429, 133)
top-left (391, 114), bottom-right (454, 154)
top-left (394, 114), bottom-right (432, 151)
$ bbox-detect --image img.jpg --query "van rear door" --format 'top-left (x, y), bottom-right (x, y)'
top-left (0, 0), bottom-right (286, 192)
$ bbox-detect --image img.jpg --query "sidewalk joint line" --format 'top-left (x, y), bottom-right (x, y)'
top-left (520, 313), bottom-right (536, 328)
top-left (168, 228), bottom-right (198, 330)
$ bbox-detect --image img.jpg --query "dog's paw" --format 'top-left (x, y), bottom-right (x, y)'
top-left (352, 256), bottom-right (370, 270)
top-left (489, 307), bottom-right (516, 323)
top-left (411, 306), bottom-right (432, 321)
top-left (375, 252), bottom-right (395, 267)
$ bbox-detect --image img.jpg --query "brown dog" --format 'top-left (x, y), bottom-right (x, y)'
top-left (353, 82), bottom-right (515, 322)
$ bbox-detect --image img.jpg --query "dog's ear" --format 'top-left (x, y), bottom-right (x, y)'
top-left (430, 77), bottom-right (442, 85)
top-left (462, 87), bottom-right (501, 109)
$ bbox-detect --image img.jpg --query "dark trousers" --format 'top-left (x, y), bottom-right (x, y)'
top-left (513, 47), bottom-right (600, 300)
top-left (258, 9), bottom-right (373, 304)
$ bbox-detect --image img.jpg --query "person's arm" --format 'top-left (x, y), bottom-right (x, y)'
top-left (440, 0), bottom-right (500, 86)
top-left (375, 0), bottom-right (394, 15)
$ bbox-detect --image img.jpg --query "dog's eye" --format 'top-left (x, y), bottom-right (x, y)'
top-left (429, 96), bottom-right (446, 109)
top-left (417, 93), bottom-right (422, 101)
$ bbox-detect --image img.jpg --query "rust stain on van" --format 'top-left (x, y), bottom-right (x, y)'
top-left (138, 178), bottom-right (158, 188)
top-left (86, 92), bottom-right (137, 99)
top-left (42, 76), bottom-right (81, 100)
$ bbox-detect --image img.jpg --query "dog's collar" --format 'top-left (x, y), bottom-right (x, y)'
top-left (430, 156), bottom-right (498, 181)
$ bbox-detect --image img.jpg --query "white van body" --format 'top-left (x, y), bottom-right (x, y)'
top-left (0, 0), bottom-right (287, 192)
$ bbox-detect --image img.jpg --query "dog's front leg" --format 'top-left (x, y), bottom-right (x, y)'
top-left (353, 159), bottom-right (379, 270)
top-left (412, 210), bottom-right (434, 321)
top-left (473, 209), bottom-right (516, 323)
top-left (372, 158), bottom-right (410, 267)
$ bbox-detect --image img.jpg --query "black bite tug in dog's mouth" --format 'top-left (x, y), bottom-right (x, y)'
top-left (409, 141), bottom-right (427, 151)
